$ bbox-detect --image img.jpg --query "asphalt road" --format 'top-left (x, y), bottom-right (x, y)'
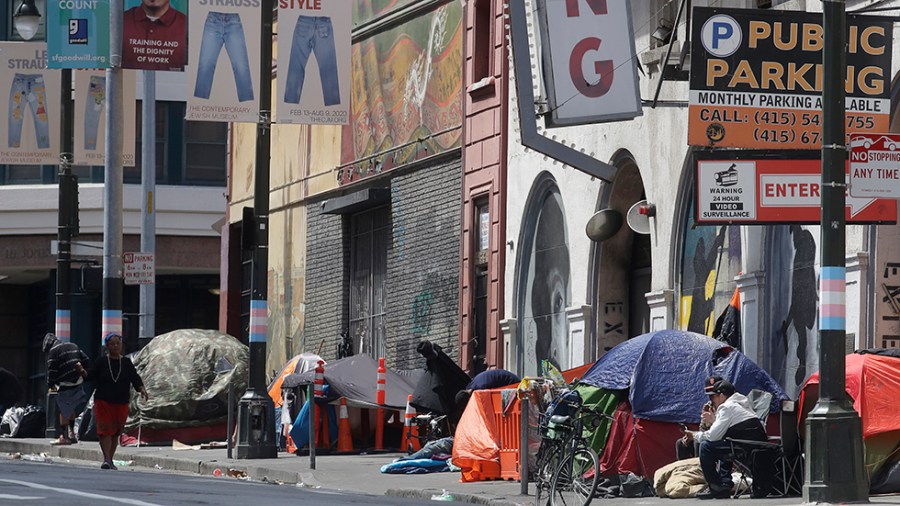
top-left (0, 460), bottom-right (440, 506)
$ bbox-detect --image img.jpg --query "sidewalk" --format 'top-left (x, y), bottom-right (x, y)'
top-left (1, 438), bottom-right (898, 505)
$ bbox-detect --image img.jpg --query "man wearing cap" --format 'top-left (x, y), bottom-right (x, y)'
top-left (681, 376), bottom-right (767, 499)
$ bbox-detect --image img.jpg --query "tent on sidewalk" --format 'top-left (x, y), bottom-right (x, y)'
top-left (578, 329), bottom-right (788, 479)
top-left (268, 353), bottom-right (322, 408)
top-left (123, 329), bottom-right (248, 445)
top-left (452, 329), bottom-right (788, 482)
top-left (282, 354), bottom-right (423, 410)
top-left (799, 350), bottom-right (900, 489)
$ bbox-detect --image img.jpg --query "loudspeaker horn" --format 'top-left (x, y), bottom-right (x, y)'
top-left (626, 200), bottom-right (654, 235)
top-left (585, 209), bottom-right (623, 242)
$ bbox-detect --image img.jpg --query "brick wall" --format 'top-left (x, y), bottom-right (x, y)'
top-left (385, 156), bottom-right (462, 371)
top-left (304, 154), bottom-right (462, 370)
top-left (303, 201), bottom-right (349, 360)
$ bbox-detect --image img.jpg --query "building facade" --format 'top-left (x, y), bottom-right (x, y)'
top-left (501, 0), bottom-right (900, 398)
top-left (0, 2), bottom-right (226, 402)
top-left (223, 0), bottom-right (464, 373)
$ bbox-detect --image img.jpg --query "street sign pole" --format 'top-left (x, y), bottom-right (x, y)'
top-left (804, 0), bottom-right (868, 501)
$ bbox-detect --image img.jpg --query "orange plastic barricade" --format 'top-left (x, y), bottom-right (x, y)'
top-left (490, 389), bottom-right (522, 480)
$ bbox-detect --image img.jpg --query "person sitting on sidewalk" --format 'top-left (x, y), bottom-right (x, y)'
top-left (43, 333), bottom-right (90, 445)
top-left (681, 377), bottom-right (766, 499)
top-left (454, 369), bottom-right (520, 412)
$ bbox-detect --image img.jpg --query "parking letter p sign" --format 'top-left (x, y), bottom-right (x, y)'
top-left (701, 14), bottom-right (741, 57)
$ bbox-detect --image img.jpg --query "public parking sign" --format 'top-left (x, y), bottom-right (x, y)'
top-left (124, 252), bottom-right (154, 285)
top-left (689, 7), bottom-right (892, 149)
top-left (850, 133), bottom-right (900, 199)
top-left (695, 151), bottom-right (898, 224)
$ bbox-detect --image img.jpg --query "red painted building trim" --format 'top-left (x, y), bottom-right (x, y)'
top-left (460, 0), bottom-right (508, 373)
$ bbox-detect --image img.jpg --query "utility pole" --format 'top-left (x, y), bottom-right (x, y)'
top-left (139, 70), bottom-right (156, 349)
top-left (102, 0), bottom-right (125, 345)
top-left (57, 69), bottom-right (77, 344)
top-left (236, 0), bottom-right (277, 459)
top-left (804, 1), bottom-right (868, 502)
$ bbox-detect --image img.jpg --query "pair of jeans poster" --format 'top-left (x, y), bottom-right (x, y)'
top-left (186, 3), bottom-right (261, 123)
top-left (276, 1), bottom-right (351, 125)
top-left (73, 70), bottom-right (137, 166)
top-left (0, 43), bottom-right (60, 165)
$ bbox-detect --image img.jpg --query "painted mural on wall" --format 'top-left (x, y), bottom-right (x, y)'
top-left (520, 190), bottom-right (571, 377)
top-left (766, 225), bottom-right (820, 398)
top-left (680, 192), bottom-right (743, 338)
top-left (353, 0), bottom-right (417, 26)
top-left (338, 1), bottom-right (463, 185)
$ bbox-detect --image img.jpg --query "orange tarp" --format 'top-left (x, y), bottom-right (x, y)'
top-left (452, 389), bottom-right (501, 482)
top-left (802, 353), bottom-right (900, 439)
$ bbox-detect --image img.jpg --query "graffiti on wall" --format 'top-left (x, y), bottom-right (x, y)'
top-left (411, 271), bottom-right (456, 338)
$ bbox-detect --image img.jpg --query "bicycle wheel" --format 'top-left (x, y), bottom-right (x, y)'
top-left (534, 441), bottom-right (561, 506)
top-left (549, 446), bottom-right (600, 506)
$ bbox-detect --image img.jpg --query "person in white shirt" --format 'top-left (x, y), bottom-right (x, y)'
top-left (681, 377), bottom-right (767, 499)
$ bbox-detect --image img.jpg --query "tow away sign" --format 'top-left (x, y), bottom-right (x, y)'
top-left (124, 252), bottom-right (154, 285)
top-left (695, 151), bottom-right (897, 224)
top-left (850, 133), bottom-right (900, 199)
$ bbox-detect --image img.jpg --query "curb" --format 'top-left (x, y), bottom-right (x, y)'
top-left (385, 487), bottom-right (528, 506)
top-left (0, 439), bottom-right (309, 486)
top-left (2, 440), bottom-right (522, 504)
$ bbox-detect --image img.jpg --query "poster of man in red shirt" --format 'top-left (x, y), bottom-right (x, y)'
top-left (122, 0), bottom-right (187, 71)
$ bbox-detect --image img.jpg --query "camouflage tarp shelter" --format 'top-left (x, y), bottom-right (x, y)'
top-left (127, 329), bottom-right (248, 432)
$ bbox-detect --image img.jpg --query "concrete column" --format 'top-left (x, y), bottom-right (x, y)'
top-left (735, 271), bottom-right (765, 364)
top-left (646, 289), bottom-right (674, 331)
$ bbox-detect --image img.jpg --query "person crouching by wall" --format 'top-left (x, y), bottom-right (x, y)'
top-left (74, 333), bottom-right (148, 470)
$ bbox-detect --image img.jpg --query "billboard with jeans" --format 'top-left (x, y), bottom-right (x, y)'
top-left (276, 0), bottom-right (351, 125)
top-left (186, 3), bottom-right (260, 123)
top-left (0, 43), bottom-right (61, 165)
top-left (74, 70), bottom-right (136, 166)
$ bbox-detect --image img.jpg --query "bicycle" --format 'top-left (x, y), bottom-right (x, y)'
top-left (534, 389), bottom-right (583, 506)
top-left (548, 408), bottom-right (612, 506)
top-left (406, 413), bottom-right (450, 453)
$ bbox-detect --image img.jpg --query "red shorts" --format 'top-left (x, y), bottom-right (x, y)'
top-left (93, 399), bottom-right (129, 436)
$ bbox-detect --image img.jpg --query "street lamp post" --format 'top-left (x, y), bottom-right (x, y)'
top-left (14, 2), bottom-right (76, 346)
top-left (235, 0), bottom-right (277, 459)
top-left (804, 1), bottom-right (868, 502)
top-left (15, 0), bottom-right (77, 440)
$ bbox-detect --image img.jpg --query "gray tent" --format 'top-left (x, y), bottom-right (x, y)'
top-left (282, 355), bottom-right (423, 411)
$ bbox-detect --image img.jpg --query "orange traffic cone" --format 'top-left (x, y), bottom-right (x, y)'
top-left (401, 394), bottom-right (421, 453)
top-left (337, 397), bottom-right (354, 453)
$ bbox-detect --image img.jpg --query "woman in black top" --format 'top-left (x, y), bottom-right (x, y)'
top-left (75, 334), bottom-right (148, 470)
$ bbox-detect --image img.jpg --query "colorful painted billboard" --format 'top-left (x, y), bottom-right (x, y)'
top-left (338, 1), bottom-right (462, 185)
